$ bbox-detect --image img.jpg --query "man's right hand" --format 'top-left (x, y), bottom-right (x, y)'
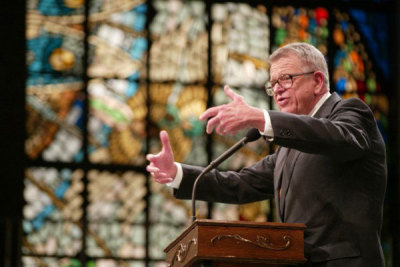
top-left (146, 130), bottom-right (177, 184)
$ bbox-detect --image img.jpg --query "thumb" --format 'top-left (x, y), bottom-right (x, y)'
top-left (224, 85), bottom-right (239, 101)
top-left (160, 130), bottom-right (173, 154)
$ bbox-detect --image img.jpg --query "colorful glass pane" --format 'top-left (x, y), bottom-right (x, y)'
top-left (349, 9), bottom-right (389, 79)
top-left (211, 3), bottom-right (270, 88)
top-left (332, 9), bottom-right (388, 143)
top-left (88, 1), bottom-right (147, 79)
top-left (23, 168), bottom-right (84, 256)
top-left (149, 83), bottom-right (207, 165)
top-left (272, 6), bottom-right (329, 55)
top-left (26, 86), bottom-right (84, 162)
top-left (26, 0), bottom-right (85, 162)
top-left (88, 81), bottom-right (147, 165)
top-left (87, 170), bottom-right (146, 258)
top-left (149, 0), bottom-right (208, 83)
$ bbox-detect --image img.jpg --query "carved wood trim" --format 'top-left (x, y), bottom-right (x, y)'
top-left (167, 238), bottom-right (197, 267)
top-left (211, 234), bottom-right (291, 251)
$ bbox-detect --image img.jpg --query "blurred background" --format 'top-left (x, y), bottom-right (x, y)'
top-left (0, 0), bottom-right (399, 266)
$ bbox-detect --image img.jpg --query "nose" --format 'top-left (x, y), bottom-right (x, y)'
top-left (273, 82), bottom-right (286, 94)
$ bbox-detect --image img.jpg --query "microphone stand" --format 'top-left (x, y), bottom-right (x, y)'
top-left (190, 136), bottom-right (250, 222)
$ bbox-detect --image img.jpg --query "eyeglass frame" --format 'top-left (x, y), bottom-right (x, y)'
top-left (265, 71), bottom-right (316, 96)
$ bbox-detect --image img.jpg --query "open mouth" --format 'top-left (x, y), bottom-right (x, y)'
top-left (277, 97), bottom-right (289, 106)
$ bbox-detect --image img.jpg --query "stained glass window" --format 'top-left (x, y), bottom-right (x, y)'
top-left (332, 9), bottom-right (389, 143)
top-left (271, 6), bottom-right (329, 55)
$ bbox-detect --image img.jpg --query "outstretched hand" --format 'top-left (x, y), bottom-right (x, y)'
top-left (146, 130), bottom-right (177, 184)
top-left (200, 85), bottom-right (265, 135)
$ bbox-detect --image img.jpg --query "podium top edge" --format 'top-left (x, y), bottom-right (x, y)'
top-left (191, 219), bottom-right (306, 230)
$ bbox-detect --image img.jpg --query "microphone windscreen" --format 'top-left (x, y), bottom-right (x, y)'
top-left (245, 128), bottom-right (261, 142)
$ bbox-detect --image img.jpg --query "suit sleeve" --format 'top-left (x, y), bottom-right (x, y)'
top-left (268, 98), bottom-right (376, 160)
top-left (174, 153), bottom-right (276, 204)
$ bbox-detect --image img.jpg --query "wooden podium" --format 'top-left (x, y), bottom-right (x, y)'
top-left (164, 219), bottom-right (306, 267)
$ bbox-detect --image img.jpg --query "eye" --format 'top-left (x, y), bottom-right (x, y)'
top-left (279, 74), bottom-right (291, 81)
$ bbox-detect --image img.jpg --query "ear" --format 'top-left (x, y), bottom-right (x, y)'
top-left (313, 71), bottom-right (326, 94)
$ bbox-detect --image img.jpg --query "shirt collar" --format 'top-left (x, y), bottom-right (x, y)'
top-left (309, 91), bottom-right (331, 117)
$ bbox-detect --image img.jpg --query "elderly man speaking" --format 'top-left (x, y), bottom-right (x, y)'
top-left (146, 42), bottom-right (387, 267)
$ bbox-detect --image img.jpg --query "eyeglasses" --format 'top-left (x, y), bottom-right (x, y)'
top-left (265, 71), bottom-right (315, 96)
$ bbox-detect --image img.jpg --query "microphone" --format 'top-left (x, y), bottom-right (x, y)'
top-left (191, 128), bottom-right (261, 222)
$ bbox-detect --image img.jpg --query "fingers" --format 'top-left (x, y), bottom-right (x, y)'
top-left (153, 176), bottom-right (174, 184)
top-left (205, 116), bottom-right (219, 134)
top-left (146, 154), bottom-right (154, 162)
top-left (199, 106), bottom-right (220, 121)
top-left (146, 164), bottom-right (159, 173)
top-left (147, 164), bottom-right (173, 183)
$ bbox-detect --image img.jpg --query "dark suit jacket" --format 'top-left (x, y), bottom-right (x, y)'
top-left (174, 93), bottom-right (387, 266)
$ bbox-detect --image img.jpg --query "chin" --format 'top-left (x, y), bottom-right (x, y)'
top-left (279, 107), bottom-right (295, 114)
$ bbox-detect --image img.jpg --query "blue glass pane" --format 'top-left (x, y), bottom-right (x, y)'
top-left (88, 2), bottom-right (147, 79)
top-left (349, 9), bottom-right (389, 79)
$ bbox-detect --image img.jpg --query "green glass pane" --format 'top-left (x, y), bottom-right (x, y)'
top-left (88, 80), bottom-right (147, 165)
top-left (22, 257), bottom-right (82, 267)
top-left (149, 83), bottom-right (207, 165)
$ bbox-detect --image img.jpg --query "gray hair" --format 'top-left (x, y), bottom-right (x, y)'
top-left (269, 42), bottom-right (330, 89)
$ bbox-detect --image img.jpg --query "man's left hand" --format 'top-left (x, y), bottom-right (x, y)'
top-left (200, 85), bottom-right (265, 135)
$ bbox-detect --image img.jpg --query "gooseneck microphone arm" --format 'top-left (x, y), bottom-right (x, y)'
top-left (191, 128), bottom-right (261, 222)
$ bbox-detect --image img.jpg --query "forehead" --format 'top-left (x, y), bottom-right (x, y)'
top-left (269, 54), bottom-right (303, 79)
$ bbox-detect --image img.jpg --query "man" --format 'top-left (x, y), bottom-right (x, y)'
top-left (146, 42), bottom-right (387, 266)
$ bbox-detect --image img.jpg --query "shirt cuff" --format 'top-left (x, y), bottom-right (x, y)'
top-left (259, 109), bottom-right (274, 141)
top-left (167, 162), bottom-right (183, 189)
